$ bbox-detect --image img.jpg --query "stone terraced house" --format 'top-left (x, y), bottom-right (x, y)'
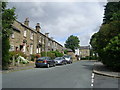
top-left (79, 46), bottom-right (90, 58)
top-left (9, 18), bottom-right (64, 56)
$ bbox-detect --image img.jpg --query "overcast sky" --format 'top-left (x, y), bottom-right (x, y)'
top-left (7, 1), bottom-right (107, 46)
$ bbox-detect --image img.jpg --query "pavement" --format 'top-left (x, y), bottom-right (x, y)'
top-left (1, 62), bottom-right (35, 73)
top-left (93, 61), bottom-right (120, 78)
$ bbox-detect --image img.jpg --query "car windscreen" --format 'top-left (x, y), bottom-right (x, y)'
top-left (63, 56), bottom-right (70, 58)
top-left (54, 57), bottom-right (63, 60)
top-left (38, 57), bottom-right (49, 60)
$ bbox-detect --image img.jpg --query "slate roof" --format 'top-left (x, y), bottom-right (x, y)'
top-left (80, 46), bottom-right (90, 49)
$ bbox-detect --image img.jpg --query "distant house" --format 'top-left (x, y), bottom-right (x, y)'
top-left (79, 46), bottom-right (90, 58)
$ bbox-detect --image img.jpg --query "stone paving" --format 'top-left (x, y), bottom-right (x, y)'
top-left (93, 61), bottom-right (120, 78)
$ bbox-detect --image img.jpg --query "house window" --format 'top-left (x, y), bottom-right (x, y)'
top-left (30, 32), bottom-right (33, 40)
top-left (48, 41), bottom-right (50, 46)
top-left (39, 40), bottom-right (41, 43)
top-left (11, 33), bottom-right (14, 38)
top-left (30, 45), bottom-right (33, 54)
top-left (23, 43), bottom-right (26, 53)
top-left (39, 48), bottom-right (41, 53)
top-left (9, 45), bottom-right (14, 51)
top-left (24, 30), bottom-right (27, 37)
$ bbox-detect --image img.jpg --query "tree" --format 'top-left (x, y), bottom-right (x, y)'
top-left (65, 35), bottom-right (80, 52)
top-left (90, 1), bottom-right (120, 70)
top-left (103, 2), bottom-right (120, 24)
top-left (2, 2), bottom-right (16, 69)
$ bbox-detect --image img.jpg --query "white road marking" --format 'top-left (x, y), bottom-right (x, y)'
top-left (92, 73), bottom-right (94, 78)
top-left (91, 84), bottom-right (93, 87)
top-left (91, 78), bottom-right (94, 83)
top-left (91, 73), bottom-right (95, 87)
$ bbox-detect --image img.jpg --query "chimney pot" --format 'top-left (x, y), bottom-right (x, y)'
top-left (45, 33), bottom-right (49, 37)
top-left (36, 23), bottom-right (41, 32)
top-left (24, 18), bottom-right (29, 26)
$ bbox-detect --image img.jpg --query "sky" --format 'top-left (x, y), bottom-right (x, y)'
top-left (7, 0), bottom-right (107, 46)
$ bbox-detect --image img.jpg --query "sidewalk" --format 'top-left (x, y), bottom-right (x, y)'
top-left (93, 61), bottom-right (120, 78)
top-left (2, 62), bottom-right (35, 73)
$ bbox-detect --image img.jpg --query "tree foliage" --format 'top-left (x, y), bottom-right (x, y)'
top-left (65, 35), bottom-right (80, 52)
top-left (103, 2), bottom-right (120, 24)
top-left (90, 1), bottom-right (120, 71)
top-left (2, 2), bottom-right (16, 69)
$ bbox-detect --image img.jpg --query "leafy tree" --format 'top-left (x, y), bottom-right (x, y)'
top-left (65, 35), bottom-right (80, 52)
top-left (90, 2), bottom-right (120, 70)
top-left (2, 2), bottom-right (16, 69)
top-left (103, 2), bottom-right (120, 24)
top-left (90, 32), bottom-right (99, 52)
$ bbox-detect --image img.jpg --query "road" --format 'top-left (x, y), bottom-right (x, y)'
top-left (2, 61), bottom-right (94, 88)
top-left (2, 60), bottom-right (119, 89)
top-left (93, 74), bottom-right (119, 88)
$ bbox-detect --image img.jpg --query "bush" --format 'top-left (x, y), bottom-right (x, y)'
top-left (9, 51), bottom-right (27, 60)
top-left (51, 51), bottom-right (64, 57)
top-left (2, 37), bottom-right (10, 69)
top-left (81, 56), bottom-right (98, 60)
top-left (41, 51), bottom-right (63, 59)
top-left (30, 54), bottom-right (36, 61)
top-left (41, 51), bottom-right (46, 57)
top-left (35, 54), bottom-right (41, 59)
top-left (102, 34), bottom-right (120, 71)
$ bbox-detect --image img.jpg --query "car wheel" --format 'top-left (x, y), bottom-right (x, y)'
top-left (53, 63), bottom-right (56, 67)
top-left (36, 65), bottom-right (39, 68)
top-left (64, 62), bottom-right (67, 65)
top-left (47, 64), bottom-right (50, 68)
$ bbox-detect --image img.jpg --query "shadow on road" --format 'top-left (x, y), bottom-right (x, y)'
top-left (82, 64), bottom-right (93, 70)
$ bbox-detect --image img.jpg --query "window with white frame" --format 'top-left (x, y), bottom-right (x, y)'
top-left (9, 45), bottom-right (14, 51)
top-left (30, 45), bottom-right (33, 54)
top-left (24, 30), bottom-right (27, 37)
top-left (23, 43), bottom-right (26, 53)
top-left (11, 33), bottom-right (14, 38)
top-left (48, 41), bottom-right (50, 46)
top-left (30, 31), bottom-right (33, 40)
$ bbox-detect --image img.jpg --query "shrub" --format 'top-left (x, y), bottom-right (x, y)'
top-left (35, 54), bottom-right (41, 59)
top-left (41, 51), bottom-right (63, 59)
top-left (9, 51), bottom-right (27, 60)
top-left (102, 34), bottom-right (120, 71)
top-left (30, 54), bottom-right (36, 61)
top-left (41, 51), bottom-right (46, 57)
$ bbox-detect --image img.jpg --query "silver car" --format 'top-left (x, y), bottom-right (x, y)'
top-left (54, 57), bottom-right (67, 65)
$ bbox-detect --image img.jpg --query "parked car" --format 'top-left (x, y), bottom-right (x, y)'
top-left (63, 55), bottom-right (73, 64)
top-left (54, 57), bottom-right (67, 65)
top-left (35, 57), bottom-right (56, 68)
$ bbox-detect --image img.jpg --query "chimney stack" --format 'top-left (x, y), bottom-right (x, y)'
top-left (36, 23), bottom-right (41, 32)
top-left (45, 33), bottom-right (49, 37)
top-left (24, 18), bottom-right (29, 26)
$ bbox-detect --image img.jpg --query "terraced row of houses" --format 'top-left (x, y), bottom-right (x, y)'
top-left (9, 18), bottom-right (64, 56)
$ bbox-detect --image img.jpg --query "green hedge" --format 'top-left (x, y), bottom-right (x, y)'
top-left (41, 51), bottom-right (63, 59)
top-left (81, 56), bottom-right (98, 60)
top-left (102, 34), bottom-right (120, 71)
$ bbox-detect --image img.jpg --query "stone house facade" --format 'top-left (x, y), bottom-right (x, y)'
top-left (79, 46), bottom-right (90, 58)
top-left (9, 18), bottom-right (64, 56)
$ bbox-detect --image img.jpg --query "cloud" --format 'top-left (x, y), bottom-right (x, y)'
top-left (7, 2), bottom-right (107, 46)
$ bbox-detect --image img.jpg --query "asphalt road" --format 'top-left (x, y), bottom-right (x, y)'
top-left (2, 61), bottom-right (94, 88)
top-left (93, 74), bottom-right (119, 88)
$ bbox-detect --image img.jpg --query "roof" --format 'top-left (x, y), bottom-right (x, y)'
top-left (16, 20), bottom-right (37, 33)
top-left (80, 46), bottom-right (90, 49)
top-left (14, 20), bottom-right (63, 47)
top-left (12, 25), bottom-right (21, 32)
top-left (66, 49), bottom-right (73, 52)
